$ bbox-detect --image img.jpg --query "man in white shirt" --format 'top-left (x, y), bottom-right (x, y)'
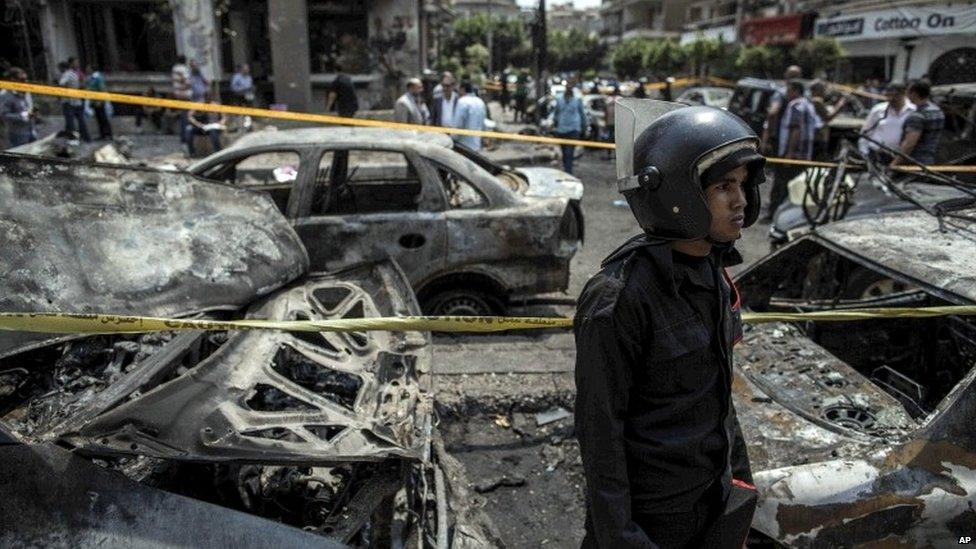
top-left (431, 74), bottom-right (458, 127)
top-left (858, 82), bottom-right (915, 164)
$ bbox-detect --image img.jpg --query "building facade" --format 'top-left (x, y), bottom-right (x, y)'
top-left (450, 0), bottom-right (522, 19)
top-left (549, 2), bottom-right (602, 36)
top-left (599, 0), bottom-right (691, 45)
top-left (34, 0), bottom-right (452, 112)
top-left (811, 0), bottom-right (976, 84)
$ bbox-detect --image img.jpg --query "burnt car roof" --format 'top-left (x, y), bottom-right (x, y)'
top-left (225, 127), bottom-right (456, 152)
top-left (0, 153), bottom-right (309, 359)
top-left (813, 208), bottom-right (976, 304)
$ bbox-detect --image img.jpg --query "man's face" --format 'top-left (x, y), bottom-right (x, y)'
top-left (885, 88), bottom-right (905, 105)
top-left (443, 82), bottom-right (454, 96)
top-left (705, 165), bottom-right (749, 243)
top-left (409, 83), bottom-right (423, 97)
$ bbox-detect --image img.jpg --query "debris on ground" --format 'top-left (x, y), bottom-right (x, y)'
top-left (535, 406), bottom-right (572, 426)
top-left (474, 474), bottom-right (527, 494)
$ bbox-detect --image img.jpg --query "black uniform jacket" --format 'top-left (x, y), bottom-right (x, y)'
top-left (574, 234), bottom-right (753, 548)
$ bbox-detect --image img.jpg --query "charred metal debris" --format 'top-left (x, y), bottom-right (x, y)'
top-left (0, 153), bottom-right (495, 548)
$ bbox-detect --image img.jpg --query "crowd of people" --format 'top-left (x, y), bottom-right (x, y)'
top-left (760, 65), bottom-right (945, 220)
top-left (390, 72), bottom-right (491, 153)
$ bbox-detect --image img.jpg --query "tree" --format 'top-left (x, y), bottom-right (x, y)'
top-left (683, 36), bottom-right (724, 78)
top-left (445, 15), bottom-right (530, 72)
top-left (548, 29), bottom-right (606, 74)
top-left (465, 43), bottom-right (490, 73)
top-left (735, 45), bottom-right (782, 78)
top-left (611, 38), bottom-right (652, 79)
top-left (645, 38), bottom-right (687, 78)
top-left (791, 37), bottom-right (845, 78)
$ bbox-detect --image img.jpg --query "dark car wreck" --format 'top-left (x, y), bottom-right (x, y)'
top-left (0, 153), bottom-right (493, 548)
top-left (733, 206), bottom-right (976, 546)
top-left (186, 127), bottom-right (584, 316)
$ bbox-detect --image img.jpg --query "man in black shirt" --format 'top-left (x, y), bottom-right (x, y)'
top-left (894, 79), bottom-right (944, 166)
top-left (575, 99), bottom-right (763, 548)
top-left (325, 65), bottom-right (359, 118)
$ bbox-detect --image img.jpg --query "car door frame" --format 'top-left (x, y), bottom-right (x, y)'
top-left (189, 145), bottom-right (317, 220)
top-left (290, 144), bottom-right (449, 285)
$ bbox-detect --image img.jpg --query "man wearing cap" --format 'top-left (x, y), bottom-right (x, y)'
top-left (575, 99), bottom-right (761, 548)
top-left (393, 78), bottom-right (429, 125)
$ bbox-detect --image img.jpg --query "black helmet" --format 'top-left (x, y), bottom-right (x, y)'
top-left (615, 100), bottom-right (766, 240)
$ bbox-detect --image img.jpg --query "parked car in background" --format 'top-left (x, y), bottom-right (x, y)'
top-left (188, 128), bottom-right (584, 316)
top-left (675, 86), bottom-right (733, 109)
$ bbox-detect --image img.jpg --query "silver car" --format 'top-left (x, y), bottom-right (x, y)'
top-left (188, 128), bottom-right (584, 316)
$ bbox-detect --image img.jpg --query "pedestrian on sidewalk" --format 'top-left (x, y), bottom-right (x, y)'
top-left (893, 79), bottom-right (944, 167)
top-left (857, 82), bottom-right (915, 165)
top-left (184, 96), bottom-right (227, 157)
top-left (188, 60), bottom-right (209, 103)
top-left (513, 69), bottom-right (529, 123)
top-left (230, 63), bottom-right (256, 131)
top-left (325, 64), bottom-right (359, 118)
top-left (454, 81), bottom-right (487, 151)
top-left (809, 81), bottom-right (846, 160)
top-left (85, 64), bottom-right (113, 140)
top-left (499, 70), bottom-right (511, 114)
top-left (57, 59), bottom-right (90, 142)
top-left (171, 55), bottom-right (192, 142)
top-left (1, 67), bottom-right (38, 147)
top-left (765, 80), bottom-right (818, 222)
top-left (575, 100), bottom-right (761, 548)
top-left (393, 78), bottom-right (429, 125)
top-left (431, 73), bottom-right (459, 128)
top-left (553, 84), bottom-right (586, 174)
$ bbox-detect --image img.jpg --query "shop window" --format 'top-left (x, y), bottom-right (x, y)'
top-left (72, 1), bottom-right (177, 72)
top-left (307, 1), bottom-right (369, 73)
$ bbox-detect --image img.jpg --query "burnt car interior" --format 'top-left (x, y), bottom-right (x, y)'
top-left (738, 238), bottom-right (976, 425)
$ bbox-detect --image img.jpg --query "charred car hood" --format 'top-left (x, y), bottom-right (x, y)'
top-left (514, 167), bottom-right (584, 201)
top-left (0, 153), bottom-right (309, 359)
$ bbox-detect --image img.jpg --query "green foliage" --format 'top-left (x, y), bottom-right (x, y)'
top-left (611, 38), bottom-right (652, 79)
top-left (683, 37), bottom-right (724, 77)
top-left (735, 45), bottom-right (783, 78)
top-left (645, 39), bottom-right (687, 77)
top-left (465, 43), bottom-right (490, 73)
top-left (445, 15), bottom-right (529, 71)
top-left (791, 38), bottom-right (845, 77)
top-left (548, 29), bottom-right (607, 74)
top-left (435, 55), bottom-right (463, 76)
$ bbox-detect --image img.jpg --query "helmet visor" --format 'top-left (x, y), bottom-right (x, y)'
top-left (614, 98), bottom-right (684, 192)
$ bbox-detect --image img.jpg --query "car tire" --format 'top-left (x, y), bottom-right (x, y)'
top-left (424, 290), bottom-right (500, 317)
top-left (842, 267), bottom-right (914, 300)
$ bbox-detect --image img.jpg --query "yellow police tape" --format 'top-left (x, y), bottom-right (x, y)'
top-left (2, 307), bottom-right (976, 336)
top-left (0, 79), bottom-right (612, 151)
top-left (2, 79), bottom-right (973, 173)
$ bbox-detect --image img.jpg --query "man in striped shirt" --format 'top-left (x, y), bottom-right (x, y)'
top-left (765, 80), bottom-right (818, 220)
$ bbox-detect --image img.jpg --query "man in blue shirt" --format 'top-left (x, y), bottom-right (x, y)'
top-left (554, 84), bottom-right (587, 174)
top-left (454, 81), bottom-right (487, 151)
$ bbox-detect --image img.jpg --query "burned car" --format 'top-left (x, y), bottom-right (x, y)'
top-left (187, 127), bottom-right (584, 316)
top-left (732, 206), bottom-right (976, 546)
top-left (0, 153), bottom-right (490, 547)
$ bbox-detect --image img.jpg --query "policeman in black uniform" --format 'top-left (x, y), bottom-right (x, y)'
top-left (575, 99), bottom-right (765, 548)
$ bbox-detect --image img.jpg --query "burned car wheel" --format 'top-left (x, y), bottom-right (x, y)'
top-left (425, 290), bottom-right (500, 316)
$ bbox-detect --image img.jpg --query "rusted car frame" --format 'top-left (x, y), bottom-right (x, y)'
top-left (733, 208), bottom-right (976, 546)
top-left (187, 128), bottom-right (583, 315)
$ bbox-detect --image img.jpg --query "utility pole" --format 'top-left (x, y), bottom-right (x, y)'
top-left (534, 0), bottom-right (547, 105)
top-left (487, 0), bottom-right (494, 75)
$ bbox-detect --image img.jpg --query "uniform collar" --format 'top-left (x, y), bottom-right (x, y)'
top-left (602, 234), bottom-right (742, 296)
